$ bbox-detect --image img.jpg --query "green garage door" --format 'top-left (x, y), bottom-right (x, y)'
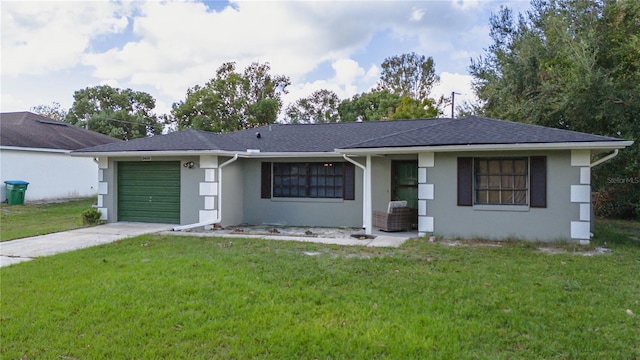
top-left (118, 161), bottom-right (180, 224)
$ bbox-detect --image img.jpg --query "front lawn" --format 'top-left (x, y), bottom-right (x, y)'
top-left (1, 220), bottom-right (638, 359)
top-left (0, 197), bottom-right (96, 241)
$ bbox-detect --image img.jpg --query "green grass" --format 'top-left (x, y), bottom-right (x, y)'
top-left (1, 219), bottom-right (638, 359)
top-left (0, 197), bottom-right (96, 241)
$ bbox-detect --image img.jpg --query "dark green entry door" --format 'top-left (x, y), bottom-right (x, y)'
top-left (391, 160), bottom-right (418, 210)
top-left (117, 161), bottom-right (180, 224)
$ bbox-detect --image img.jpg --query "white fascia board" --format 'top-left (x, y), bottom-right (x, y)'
top-left (239, 151), bottom-right (342, 158)
top-left (337, 141), bottom-right (634, 155)
top-left (70, 150), bottom-right (236, 157)
top-left (1, 146), bottom-right (71, 154)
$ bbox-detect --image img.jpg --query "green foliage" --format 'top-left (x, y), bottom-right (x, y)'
top-left (65, 85), bottom-right (162, 140)
top-left (470, 0), bottom-right (640, 218)
top-left (338, 90), bottom-right (401, 122)
top-left (81, 207), bottom-right (102, 225)
top-left (170, 62), bottom-right (290, 132)
top-left (377, 52), bottom-right (440, 102)
top-left (30, 102), bottom-right (68, 121)
top-left (2, 225), bottom-right (639, 358)
top-left (0, 198), bottom-right (96, 241)
top-left (285, 89), bottom-right (340, 123)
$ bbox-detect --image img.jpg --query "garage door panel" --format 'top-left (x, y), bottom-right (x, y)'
top-left (118, 161), bottom-right (181, 224)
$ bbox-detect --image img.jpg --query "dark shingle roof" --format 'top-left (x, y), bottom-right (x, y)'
top-left (1, 112), bottom-right (120, 150)
top-left (343, 116), bottom-right (621, 149)
top-left (74, 129), bottom-right (245, 153)
top-left (72, 116), bottom-right (626, 154)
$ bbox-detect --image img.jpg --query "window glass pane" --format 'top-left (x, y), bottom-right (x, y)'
top-left (477, 160), bottom-right (488, 174)
top-left (298, 186), bottom-right (306, 196)
top-left (489, 176), bottom-right (500, 189)
top-left (514, 160), bottom-right (527, 174)
top-left (514, 191), bottom-right (527, 204)
top-left (336, 187), bottom-right (343, 198)
top-left (488, 190), bottom-right (500, 203)
top-left (476, 175), bottom-right (488, 188)
top-left (317, 188), bottom-right (325, 197)
top-left (327, 188), bottom-right (334, 197)
top-left (476, 191), bottom-right (487, 203)
top-left (501, 190), bottom-right (514, 204)
top-left (501, 175), bottom-right (513, 188)
top-left (336, 165), bottom-right (343, 175)
top-left (501, 160), bottom-right (513, 174)
top-left (298, 177), bottom-right (306, 186)
top-left (489, 160), bottom-right (501, 174)
top-left (514, 176), bottom-right (527, 188)
top-left (310, 188), bottom-right (317, 197)
top-left (318, 176), bottom-right (326, 186)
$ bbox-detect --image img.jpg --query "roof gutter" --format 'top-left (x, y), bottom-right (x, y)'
top-left (337, 141), bottom-right (634, 155)
top-left (590, 149), bottom-right (619, 168)
top-left (172, 154), bottom-right (239, 231)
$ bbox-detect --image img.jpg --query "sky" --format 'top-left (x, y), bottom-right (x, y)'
top-left (1, 0), bottom-right (533, 119)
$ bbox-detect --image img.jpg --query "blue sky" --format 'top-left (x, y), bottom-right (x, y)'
top-left (1, 0), bottom-right (532, 118)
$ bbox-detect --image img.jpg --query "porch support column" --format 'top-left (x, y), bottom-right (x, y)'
top-left (364, 155), bottom-right (373, 235)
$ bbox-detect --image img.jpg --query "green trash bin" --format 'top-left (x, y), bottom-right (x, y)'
top-left (4, 180), bottom-right (29, 205)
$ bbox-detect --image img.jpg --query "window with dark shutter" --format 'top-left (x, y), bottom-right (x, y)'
top-left (261, 162), bottom-right (271, 199)
top-left (529, 156), bottom-right (547, 208)
top-left (457, 157), bottom-right (473, 206)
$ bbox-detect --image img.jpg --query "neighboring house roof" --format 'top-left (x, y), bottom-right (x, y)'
top-left (72, 116), bottom-right (630, 155)
top-left (0, 111), bottom-right (120, 151)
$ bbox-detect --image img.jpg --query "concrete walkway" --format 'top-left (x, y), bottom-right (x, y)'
top-left (1, 223), bottom-right (414, 268)
top-left (0, 223), bottom-right (174, 267)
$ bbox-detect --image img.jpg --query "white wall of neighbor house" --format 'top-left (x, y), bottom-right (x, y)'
top-left (426, 150), bottom-right (580, 242)
top-left (0, 148), bottom-right (99, 202)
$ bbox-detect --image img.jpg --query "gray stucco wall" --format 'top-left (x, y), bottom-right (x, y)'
top-left (241, 158), bottom-right (363, 227)
top-left (427, 150), bottom-right (578, 241)
top-left (220, 158), bottom-right (244, 226)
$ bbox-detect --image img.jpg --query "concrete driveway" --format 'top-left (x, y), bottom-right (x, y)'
top-left (0, 222), bottom-right (174, 268)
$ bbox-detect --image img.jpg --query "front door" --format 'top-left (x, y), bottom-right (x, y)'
top-left (391, 160), bottom-right (418, 210)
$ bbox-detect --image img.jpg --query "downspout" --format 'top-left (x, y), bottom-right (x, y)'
top-left (343, 154), bottom-right (368, 232)
top-left (173, 154), bottom-right (239, 231)
top-left (590, 149), bottom-right (618, 168)
top-left (587, 149), bottom-right (618, 234)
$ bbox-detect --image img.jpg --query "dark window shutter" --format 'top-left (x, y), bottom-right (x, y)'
top-left (261, 162), bottom-right (271, 199)
top-left (530, 156), bottom-right (547, 208)
top-left (343, 162), bottom-right (355, 200)
top-left (457, 157), bottom-right (473, 206)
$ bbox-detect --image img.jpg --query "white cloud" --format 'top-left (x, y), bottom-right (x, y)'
top-left (1, 1), bottom-right (128, 76)
top-left (432, 72), bottom-right (477, 116)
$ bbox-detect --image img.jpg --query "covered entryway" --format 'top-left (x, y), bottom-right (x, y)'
top-left (117, 161), bottom-right (180, 224)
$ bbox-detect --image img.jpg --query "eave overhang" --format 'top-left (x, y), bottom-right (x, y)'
top-left (336, 141), bottom-right (634, 155)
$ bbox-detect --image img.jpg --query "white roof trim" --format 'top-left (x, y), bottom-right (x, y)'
top-left (336, 141), bottom-right (634, 155)
top-left (71, 150), bottom-right (344, 158)
top-left (70, 140), bottom-right (634, 158)
top-left (0, 145), bottom-right (71, 154)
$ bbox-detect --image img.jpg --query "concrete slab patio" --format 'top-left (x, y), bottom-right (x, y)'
top-left (166, 227), bottom-right (416, 248)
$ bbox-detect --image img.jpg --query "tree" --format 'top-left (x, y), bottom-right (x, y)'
top-left (389, 96), bottom-right (440, 120)
top-left (170, 62), bottom-right (290, 132)
top-left (338, 90), bottom-right (401, 122)
top-left (470, 0), bottom-right (640, 219)
top-left (377, 52), bottom-right (440, 102)
top-left (65, 85), bottom-right (162, 140)
top-left (30, 102), bottom-right (67, 122)
top-left (284, 89), bottom-right (340, 124)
